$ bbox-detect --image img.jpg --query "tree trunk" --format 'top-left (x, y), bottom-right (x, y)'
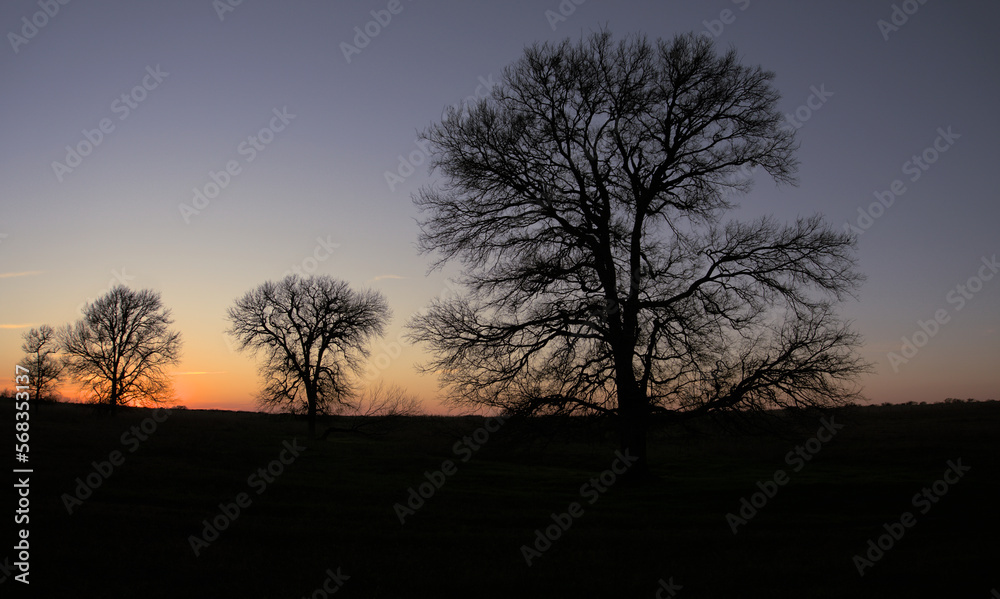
top-left (109, 376), bottom-right (119, 413)
top-left (306, 389), bottom-right (318, 440)
top-left (616, 372), bottom-right (650, 479)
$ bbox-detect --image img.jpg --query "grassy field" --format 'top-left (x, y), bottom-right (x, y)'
top-left (4, 399), bottom-right (999, 598)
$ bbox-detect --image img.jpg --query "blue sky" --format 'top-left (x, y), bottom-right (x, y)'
top-left (1, 0), bottom-right (997, 410)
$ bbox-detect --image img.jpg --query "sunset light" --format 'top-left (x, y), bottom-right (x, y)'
top-left (1, 2), bottom-right (998, 595)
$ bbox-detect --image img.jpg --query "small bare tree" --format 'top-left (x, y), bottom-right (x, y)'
top-left (227, 275), bottom-right (391, 438)
top-left (320, 381), bottom-right (422, 437)
top-left (407, 31), bottom-right (870, 475)
top-left (21, 325), bottom-right (65, 408)
top-left (61, 286), bottom-right (182, 410)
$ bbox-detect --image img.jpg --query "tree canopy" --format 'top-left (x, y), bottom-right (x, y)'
top-left (61, 286), bottom-right (182, 409)
top-left (21, 324), bottom-right (65, 405)
top-left (407, 31), bottom-right (869, 473)
top-left (227, 275), bottom-right (391, 437)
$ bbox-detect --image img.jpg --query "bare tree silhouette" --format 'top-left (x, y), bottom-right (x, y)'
top-left (21, 324), bottom-right (65, 409)
top-left (61, 286), bottom-right (182, 410)
top-left (227, 275), bottom-right (391, 438)
top-left (407, 31), bottom-right (870, 475)
top-left (320, 380), bottom-right (422, 438)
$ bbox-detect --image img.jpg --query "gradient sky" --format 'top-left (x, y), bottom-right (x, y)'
top-left (1, 0), bottom-right (997, 412)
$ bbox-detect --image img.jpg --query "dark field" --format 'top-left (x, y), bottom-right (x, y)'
top-left (5, 400), bottom-right (999, 598)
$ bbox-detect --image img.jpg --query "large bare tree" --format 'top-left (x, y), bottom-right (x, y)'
top-left (227, 275), bottom-right (391, 438)
top-left (61, 286), bottom-right (182, 410)
top-left (407, 32), bottom-right (869, 474)
top-left (21, 324), bottom-right (65, 407)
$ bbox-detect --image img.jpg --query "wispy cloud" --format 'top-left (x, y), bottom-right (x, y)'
top-left (171, 371), bottom-right (228, 376)
top-left (372, 274), bottom-right (406, 282)
top-left (0, 270), bottom-right (44, 279)
top-left (0, 323), bottom-right (35, 329)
